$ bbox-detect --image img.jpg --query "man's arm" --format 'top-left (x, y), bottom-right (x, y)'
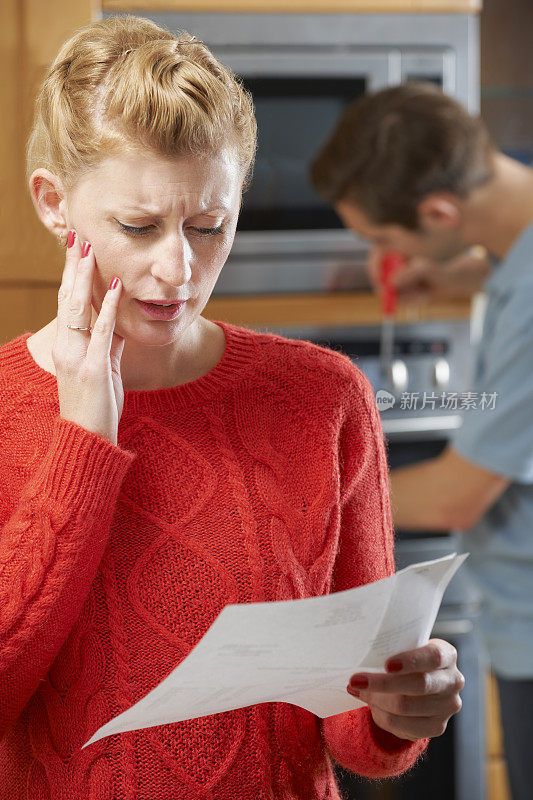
top-left (390, 446), bottom-right (510, 532)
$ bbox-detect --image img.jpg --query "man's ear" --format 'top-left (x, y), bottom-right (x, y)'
top-left (28, 168), bottom-right (68, 237)
top-left (417, 193), bottom-right (462, 232)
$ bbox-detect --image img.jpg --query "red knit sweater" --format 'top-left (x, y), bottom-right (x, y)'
top-left (0, 320), bottom-right (428, 799)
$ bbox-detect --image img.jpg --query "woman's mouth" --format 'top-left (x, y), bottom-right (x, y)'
top-left (134, 299), bottom-right (187, 320)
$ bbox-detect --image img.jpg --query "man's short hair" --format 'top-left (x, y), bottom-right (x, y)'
top-left (310, 82), bottom-right (495, 230)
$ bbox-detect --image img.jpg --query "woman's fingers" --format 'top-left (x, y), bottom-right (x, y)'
top-left (52, 229), bottom-right (125, 445)
top-left (384, 639), bottom-right (458, 674)
top-left (350, 668), bottom-right (446, 697)
top-left (347, 665), bottom-right (464, 741)
top-left (347, 666), bottom-right (465, 713)
top-left (350, 679), bottom-right (463, 717)
top-left (86, 275), bottom-right (123, 369)
top-left (55, 230), bottom-right (83, 349)
top-left (346, 640), bottom-right (465, 741)
top-left (348, 640), bottom-right (459, 694)
top-left (369, 707), bottom-right (452, 742)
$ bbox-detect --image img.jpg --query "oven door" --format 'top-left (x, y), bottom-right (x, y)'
top-left (385, 432), bottom-right (481, 611)
top-left (218, 49), bottom-right (391, 248)
top-left (333, 431), bottom-right (485, 800)
top-left (210, 47), bottom-right (452, 295)
top-left (216, 48), bottom-right (453, 237)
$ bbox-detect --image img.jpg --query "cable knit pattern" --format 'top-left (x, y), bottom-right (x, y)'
top-left (0, 319), bottom-right (428, 799)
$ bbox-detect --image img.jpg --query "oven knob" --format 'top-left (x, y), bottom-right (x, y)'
top-left (388, 359), bottom-right (409, 394)
top-left (432, 358), bottom-right (450, 390)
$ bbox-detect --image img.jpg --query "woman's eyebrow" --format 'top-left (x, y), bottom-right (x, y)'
top-left (115, 203), bottom-right (231, 215)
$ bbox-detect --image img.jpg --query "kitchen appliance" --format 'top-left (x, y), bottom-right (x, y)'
top-left (103, 10), bottom-right (479, 299)
top-left (265, 318), bottom-right (486, 800)
top-left (379, 252), bottom-right (408, 393)
top-left (101, 9), bottom-right (485, 797)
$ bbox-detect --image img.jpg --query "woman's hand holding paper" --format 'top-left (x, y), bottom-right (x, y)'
top-left (346, 638), bottom-right (465, 742)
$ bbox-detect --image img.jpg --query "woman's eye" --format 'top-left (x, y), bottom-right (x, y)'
top-left (117, 222), bottom-right (151, 237)
top-left (117, 221), bottom-right (224, 237)
top-left (193, 226), bottom-right (224, 236)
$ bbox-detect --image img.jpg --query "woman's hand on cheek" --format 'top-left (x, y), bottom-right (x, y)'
top-left (346, 639), bottom-right (465, 742)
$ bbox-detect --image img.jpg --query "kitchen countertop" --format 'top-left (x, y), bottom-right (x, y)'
top-left (204, 290), bottom-right (472, 328)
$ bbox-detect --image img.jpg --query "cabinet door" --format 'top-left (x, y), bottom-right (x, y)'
top-left (0, 0), bottom-right (93, 343)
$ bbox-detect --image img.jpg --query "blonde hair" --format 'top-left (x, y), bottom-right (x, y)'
top-left (25, 14), bottom-right (257, 194)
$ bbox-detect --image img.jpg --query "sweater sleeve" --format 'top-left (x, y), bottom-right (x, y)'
top-left (0, 416), bottom-right (136, 739)
top-left (320, 365), bottom-right (429, 778)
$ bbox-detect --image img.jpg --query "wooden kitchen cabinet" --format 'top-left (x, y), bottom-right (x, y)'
top-left (102, 0), bottom-right (481, 13)
top-left (1, 0), bottom-right (97, 290)
top-left (486, 672), bottom-right (512, 800)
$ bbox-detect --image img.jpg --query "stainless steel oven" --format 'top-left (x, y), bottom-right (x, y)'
top-left (104, 10), bottom-right (479, 296)
top-left (266, 318), bottom-right (486, 800)
top-left (102, 10), bottom-right (485, 796)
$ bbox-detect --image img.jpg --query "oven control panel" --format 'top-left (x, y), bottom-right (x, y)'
top-left (273, 319), bottom-right (475, 440)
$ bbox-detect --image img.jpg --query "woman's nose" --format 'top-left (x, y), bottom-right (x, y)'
top-left (152, 233), bottom-right (192, 284)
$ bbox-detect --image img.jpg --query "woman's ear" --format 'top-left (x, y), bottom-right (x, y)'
top-left (28, 168), bottom-right (68, 237)
top-left (417, 193), bottom-right (462, 233)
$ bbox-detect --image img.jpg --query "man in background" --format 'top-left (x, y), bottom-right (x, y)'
top-left (311, 82), bottom-right (533, 800)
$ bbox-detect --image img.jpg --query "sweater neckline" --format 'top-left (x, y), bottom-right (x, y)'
top-left (8, 320), bottom-right (258, 413)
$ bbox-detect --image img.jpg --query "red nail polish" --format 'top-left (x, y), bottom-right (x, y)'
top-left (67, 230), bottom-right (76, 248)
top-left (387, 659), bottom-right (403, 673)
top-left (81, 241), bottom-right (91, 258)
top-left (109, 276), bottom-right (119, 290)
top-left (349, 675), bottom-right (369, 689)
top-left (347, 686), bottom-right (360, 698)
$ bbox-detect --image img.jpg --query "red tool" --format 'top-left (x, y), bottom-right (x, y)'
top-left (379, 252), bottom-right (407, 381)
top-left (380, 251), bottom-right (406, 315)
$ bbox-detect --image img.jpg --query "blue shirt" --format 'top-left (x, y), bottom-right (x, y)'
top-left (451, 222), bottom-right (533, 678)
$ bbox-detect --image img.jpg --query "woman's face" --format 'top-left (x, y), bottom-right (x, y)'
top-left (58, 148), bottom-right (243, 344)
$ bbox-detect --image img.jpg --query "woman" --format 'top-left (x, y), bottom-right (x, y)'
top-left (0, 14), bottom-right (463, 799)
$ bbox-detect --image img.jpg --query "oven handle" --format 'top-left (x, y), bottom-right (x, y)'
top-left (382, 414), bottom-right (463, 439)
top-left (432, 618), bottom-right (474, 637)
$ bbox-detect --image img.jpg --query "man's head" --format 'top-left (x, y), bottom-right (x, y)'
top-left (311, 82), bottom-right (496, 262)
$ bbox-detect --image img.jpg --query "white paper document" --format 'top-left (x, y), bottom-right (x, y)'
top-left (81, 552), bottom-right (467, 749)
